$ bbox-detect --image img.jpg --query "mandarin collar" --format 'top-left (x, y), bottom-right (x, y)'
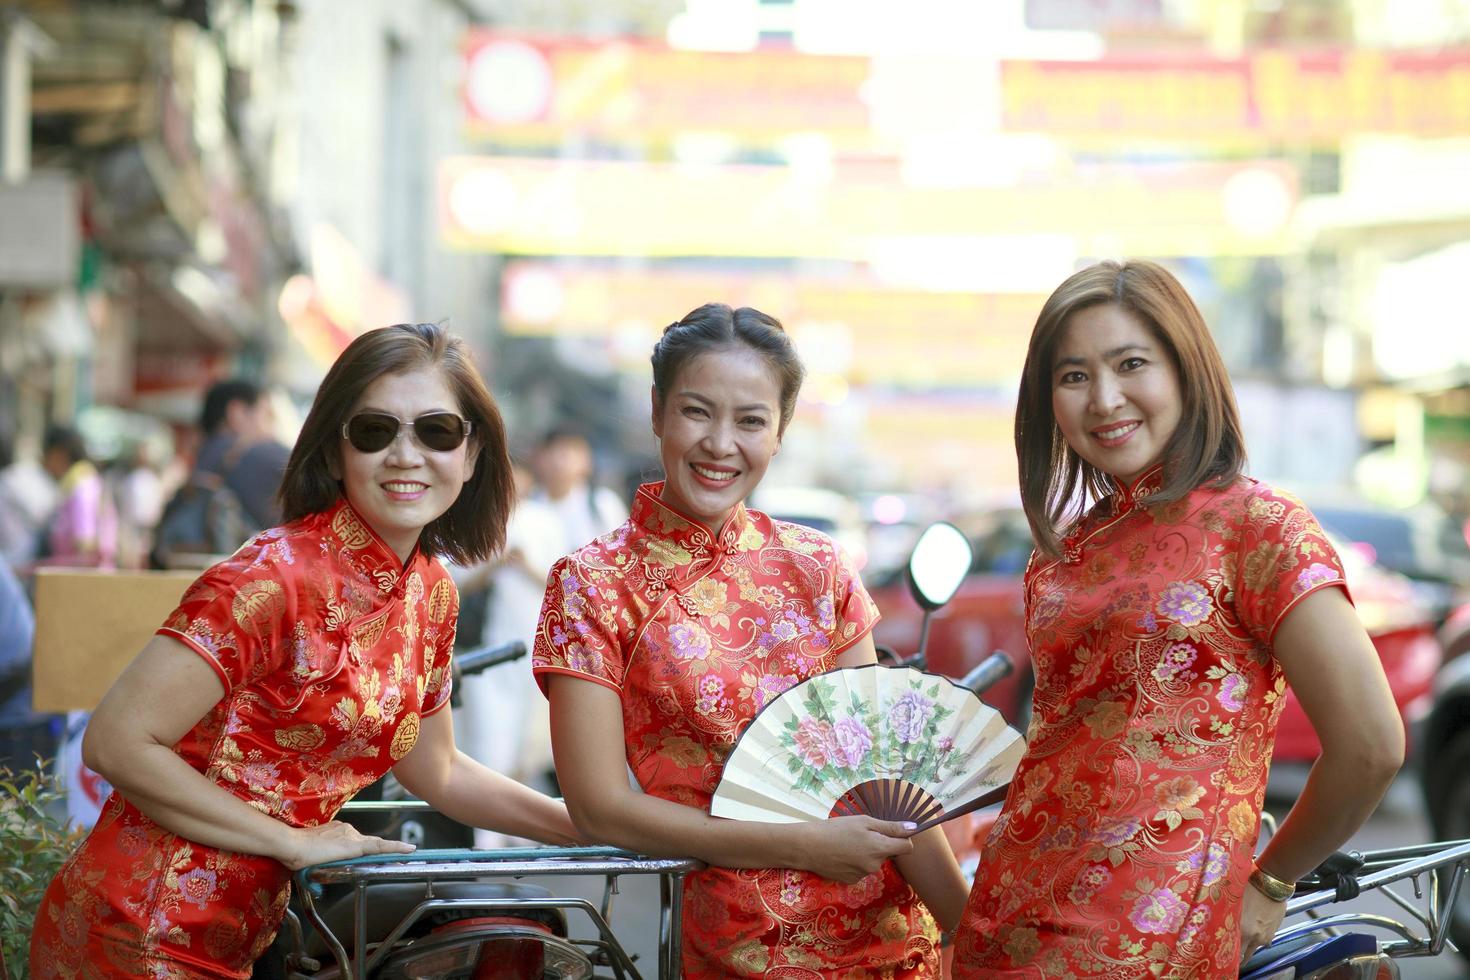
top-left (1059, 463), bottom-right (1166, 564)
top-left (1115, 462), bottom-right (1166, 513)
top-left (630, 481), bottom-right (750, 557)
top-left (322, 497), bottom-right (422, 594)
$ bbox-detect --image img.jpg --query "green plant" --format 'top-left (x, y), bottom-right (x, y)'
top-left (0, 763), bottom-right (85, 980)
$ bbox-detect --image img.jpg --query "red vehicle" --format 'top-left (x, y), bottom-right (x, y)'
top-left (870, 509), bottom-right (1442, 764)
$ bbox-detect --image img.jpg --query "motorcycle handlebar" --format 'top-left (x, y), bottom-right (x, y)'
top-left (959, 651), bottom-right (1014, 695)
top-left (454, 640), bottom-right (528, 677)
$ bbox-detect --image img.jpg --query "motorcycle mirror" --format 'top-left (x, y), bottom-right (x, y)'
top-left (906, 521), bottom-right (973, 611)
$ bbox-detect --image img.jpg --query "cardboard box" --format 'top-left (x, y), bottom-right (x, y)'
top-left (31, 568), bottom-right (200, 712)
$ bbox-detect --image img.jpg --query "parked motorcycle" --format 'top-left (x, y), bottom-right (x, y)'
top-left (255, 640), bottom-right (703, 980)
top-left (1240, 837), bottom-right (1470, 978)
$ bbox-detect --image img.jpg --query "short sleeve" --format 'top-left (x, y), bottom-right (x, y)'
top-left (156, 554), bottom-right (294, 693)
top-left (828, 540), bottom-right (880, 655)
top-left (1232, 485), bottom-right (1351, 647)
top-left (420, 572), bottom-right (458, 717)
top-left (532, 555), bottom-right (625, 697)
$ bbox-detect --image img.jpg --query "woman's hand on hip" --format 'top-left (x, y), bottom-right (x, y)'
top-left (794, 816), bottom-right (916, 883)
top-left (1238, 884), bottom-right (1288, 969)
top-left (279, 820), bottom-right (416, 871)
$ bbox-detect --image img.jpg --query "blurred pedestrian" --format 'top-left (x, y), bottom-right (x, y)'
top-left (38, 425), bottom-right (117, 568)
top-left (31, 322), bottom-right (579, 977)
top-left (0, 555), bottom-right (58, 775)
top-left (451, 457), bottom-right (563, 846)
top-left (0, 432), bottom-right (58, 571)
top-left (111, 441), bottom-right (168, 569)
top-left (949, 260), bottom-right (1404, 977)
top-left (531, 426), bottom-right (627, 558)
top-left (150, 378), bottom-right (290, 568)
top-left (536, 303), bottom-right (967, 976)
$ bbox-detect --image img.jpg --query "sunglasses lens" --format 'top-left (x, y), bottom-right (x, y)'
top-left (346, 414), bottom-right (398, 452)
top-left (415, 413), bottom-right (466, 451)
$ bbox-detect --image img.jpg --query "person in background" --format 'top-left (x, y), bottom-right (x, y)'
top-left (537, 303), bottom-right (968, 976)
top-left (31, 323), bottom-right (580, 977)
top-left (111, 440), bottom-right (168, 569)
top-left (193, 378), bottom-right (292, 530)
top-left (0, 431), bottom-right (59, 571)
top-left (451, 457), bottom-right (563, 846)
top-left (0, 555), bottom-right (58, 774)
top-left (949, 260), bottom-right (1403, 977)
top-left (150, 379), bottom-right (292, 569)
top-left (532, 426), bottom-right (628, 560)
top-left (39, 425), bottom-right (117, 569)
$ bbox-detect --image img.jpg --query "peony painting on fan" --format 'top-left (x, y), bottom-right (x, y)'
top-left (711, 664), bottom-right (1026, 832)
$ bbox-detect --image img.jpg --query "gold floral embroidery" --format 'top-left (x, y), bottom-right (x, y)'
top-left (680, 577), bottom-right (730, 617)
top-left (644, 536), bottom-right (693, 568)
top-left (736, 523), bottom-right (765, 551)
top-left (1243, 540), bottom-right (1287, 592)
top-left (727, 939), bottom-right (770, 974)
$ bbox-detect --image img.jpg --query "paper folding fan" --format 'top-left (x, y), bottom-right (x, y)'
top-left (711, 664), bottom-right (1025, 832)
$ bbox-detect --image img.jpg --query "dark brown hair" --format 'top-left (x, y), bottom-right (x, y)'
top-left (1016, 260), bottom-right (1246, 557)
top-left (279, 323), bottom-right (513, 565)
top-left (651, 303), bottom-right (805, 434)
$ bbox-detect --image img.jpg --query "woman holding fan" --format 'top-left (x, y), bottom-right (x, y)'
top-left (534, 303), bottom-right (969, 977)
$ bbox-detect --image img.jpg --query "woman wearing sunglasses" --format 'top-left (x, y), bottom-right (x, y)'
top-left (31, 323), bottom-right (580, 978)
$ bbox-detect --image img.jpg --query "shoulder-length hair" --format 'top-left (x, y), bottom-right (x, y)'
top-left (1016, 260), bottom-right (1246, 558)
top-left (278, 323), bottom-right (513, 565)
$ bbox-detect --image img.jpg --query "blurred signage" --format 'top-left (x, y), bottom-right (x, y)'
top-left (0, 171), bottom-right (78, 287)
top-left (462, 34), bottom-right (1470, 147)
top-left (1002, 50), bottom-right (1470, 141)
top-left (441, 155), bottom-right (1297, 258)
top-left (500, 262), bottom-right (1046, 386)
top-left (1024, 0), bottom-right (1164, 31)
top-left (461, 33), bottom-right (873, 149)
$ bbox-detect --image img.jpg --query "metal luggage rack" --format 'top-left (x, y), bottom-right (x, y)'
top-left (294, 803), bottom-right (703, 980)
top-left (1274, 838), bottom-right (1470, 959)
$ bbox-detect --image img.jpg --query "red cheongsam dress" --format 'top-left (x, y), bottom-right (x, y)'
top-left (31, 498), bottom-right (458, 979)
top-left (533, 482), bottom-right (941, 978)
top-left (951, 467), bottom-right (1351, 978)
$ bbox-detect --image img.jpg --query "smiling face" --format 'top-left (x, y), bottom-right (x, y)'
top-left (330, 367), bottom-right (480, 563)
top-left (652, 346), bottom-right (783, 528)
top-left (1051, 303), bottom-right (1183, 486)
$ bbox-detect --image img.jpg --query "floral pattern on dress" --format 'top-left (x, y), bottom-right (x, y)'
top-left (31, 498), bottom-right (457, 980)
top-left (534, 482), bottom-right (939, 978)
top-left (951, 468), bottom-right (1347, 979)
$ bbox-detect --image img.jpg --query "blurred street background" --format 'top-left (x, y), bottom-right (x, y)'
top-left (4, 0), bottom-right (1470, 973)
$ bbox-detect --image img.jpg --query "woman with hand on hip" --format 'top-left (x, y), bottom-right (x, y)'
top-left (534, 303), bottom-right (969, 977)
top-left (31, 323), bottom-right (579, 978)
top-left (949, 261), bottom-right (1403, 977)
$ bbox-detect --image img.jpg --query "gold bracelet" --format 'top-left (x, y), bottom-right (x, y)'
top-left (1248, 864), bottom-right (1296, 903)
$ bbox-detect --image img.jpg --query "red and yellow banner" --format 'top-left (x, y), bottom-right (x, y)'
top-left (1001, 50), bottom-right (1470, 141)
top-left (440, 155), bottom-right (1298, 258)
top-left (461, 33), bottom-right (1470, 147)
top-left (461, 34), bottom-right (874, 149)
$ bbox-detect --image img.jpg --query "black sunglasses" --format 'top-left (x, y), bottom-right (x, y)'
top-left (342, 412), bottom-right (472, 453)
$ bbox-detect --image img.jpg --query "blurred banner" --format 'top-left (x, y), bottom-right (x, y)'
top-left (461, 33), bottom-right (1470, 148)
top-left (461, 34), bottom-right (875, 150)
top-left (440, 156), bottom-right (1297, 258)
top-left (500, 261), bottom-right (1046, 387)
top-left (1001, 50), bottom-right (1470, 142)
